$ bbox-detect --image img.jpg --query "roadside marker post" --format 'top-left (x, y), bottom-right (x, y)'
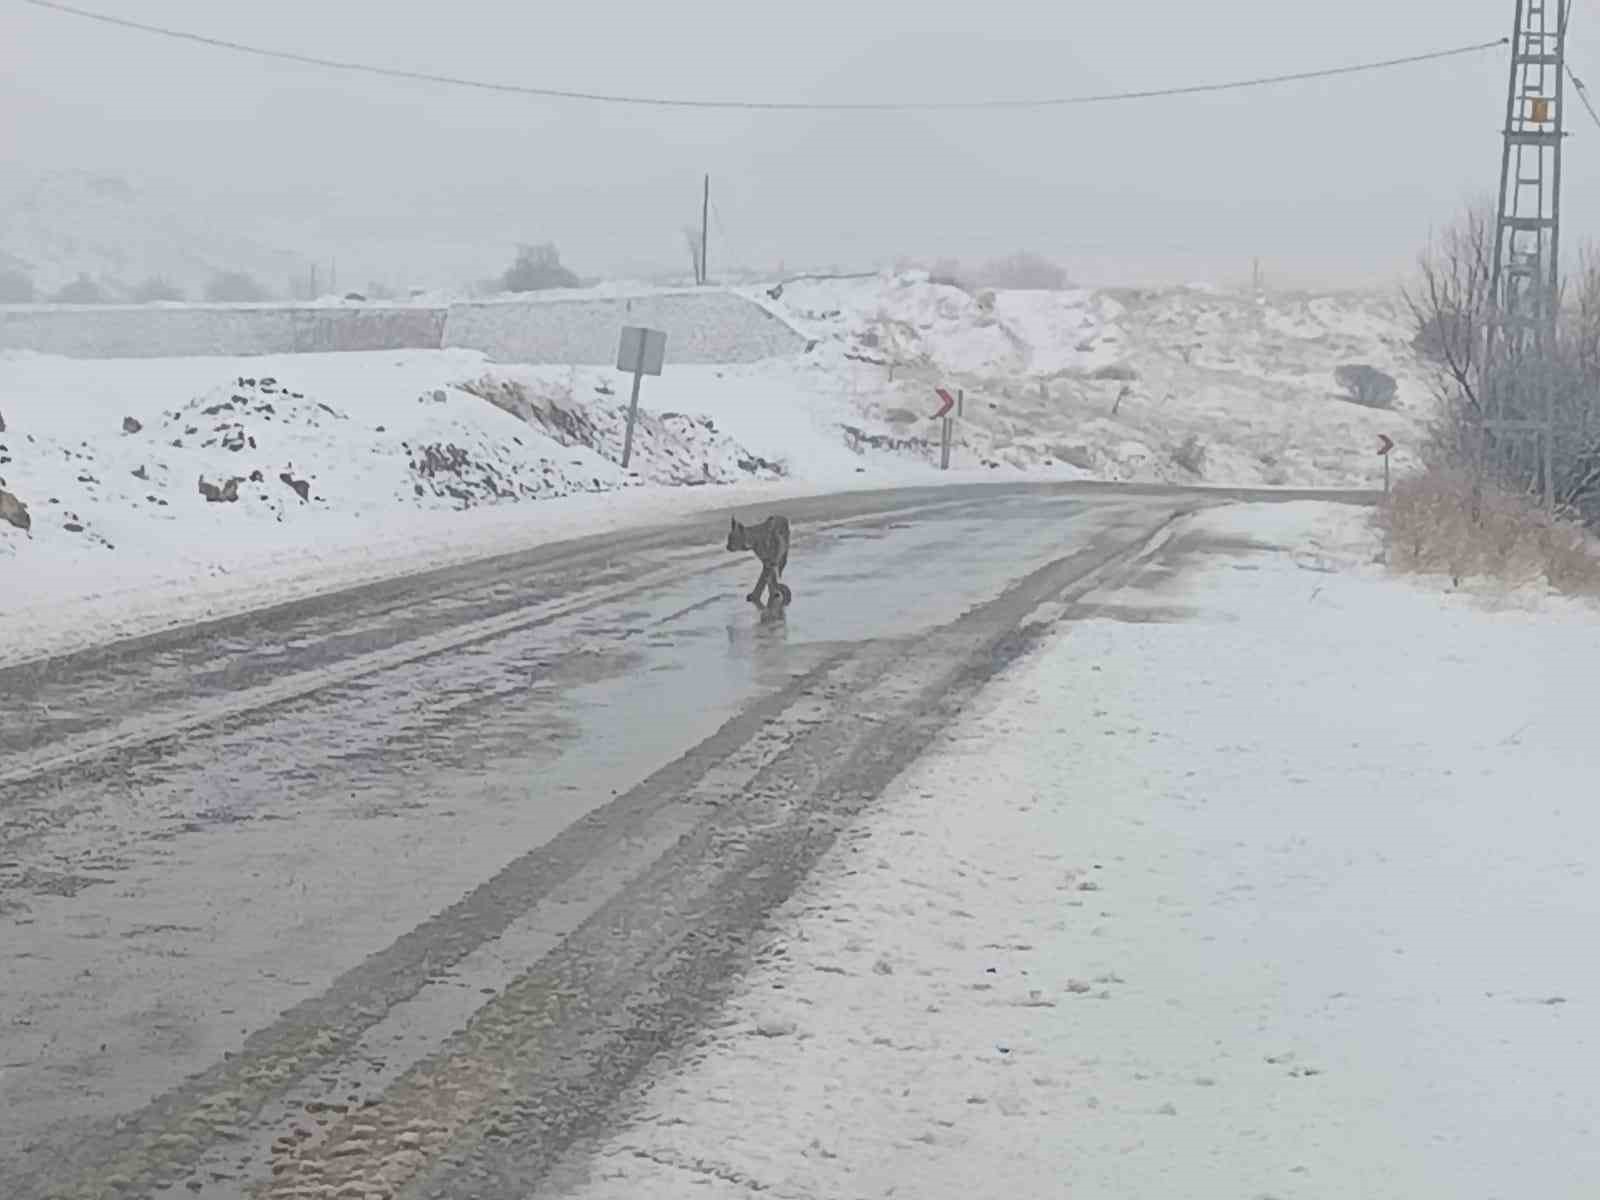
top-left (1377, 433), bottom-right (1395, 494)
top-left (616, 325), bottom-right (667, 470)
top-left (934, 387), bottom-right (956, 470)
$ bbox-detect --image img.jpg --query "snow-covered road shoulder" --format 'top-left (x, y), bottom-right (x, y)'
top-left (0, 349), bottom-right (940, 667)
top-left (551, 500), bottom-right (1600, 1200)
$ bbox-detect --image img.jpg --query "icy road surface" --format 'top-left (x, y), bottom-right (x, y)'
top-left (0, 481), bottom-right (1368, 1199)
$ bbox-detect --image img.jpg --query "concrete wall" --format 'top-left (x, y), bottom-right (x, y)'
top-left (0, 303), bottom-right (451, 359)
top-left (0, 303), bottom-right (304, 359)
top-left (442, 290), bottom-right (808, 364)
top-left (0, 290), bottom-right (807, 364)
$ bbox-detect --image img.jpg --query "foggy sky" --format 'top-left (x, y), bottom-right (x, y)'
top-left (3, 0), bottom-right (1595, 289)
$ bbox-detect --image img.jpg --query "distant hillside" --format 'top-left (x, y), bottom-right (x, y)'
top-left (0, 169), bottom-right (306, 301)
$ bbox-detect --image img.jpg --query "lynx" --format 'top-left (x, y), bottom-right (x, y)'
top-left (726, 514), bottom-right (792, 609)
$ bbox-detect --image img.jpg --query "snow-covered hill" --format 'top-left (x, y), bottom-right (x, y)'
top-left (749, 271), bottom-right (1427, 486)
top-left (0, 170), bottom-right (306, 300)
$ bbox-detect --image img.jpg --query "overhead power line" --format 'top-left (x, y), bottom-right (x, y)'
top-left (20, 0), bottom-right (1506, 113)
top-left (1568, 65), bottom-right (1600, 134)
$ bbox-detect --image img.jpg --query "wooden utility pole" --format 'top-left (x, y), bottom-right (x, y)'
top-left (700, 175), bottom-right (710, 286)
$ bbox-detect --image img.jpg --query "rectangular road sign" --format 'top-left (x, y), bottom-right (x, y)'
top-left (617, 325), bottom-right (667, 376)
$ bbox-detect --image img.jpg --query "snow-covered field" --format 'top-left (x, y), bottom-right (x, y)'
top-left (3, 272), bottom-right (1421, 665)
top-left (552, 501), bottom-right (1600, 1200)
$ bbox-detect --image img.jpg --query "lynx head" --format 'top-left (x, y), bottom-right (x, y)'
top-left (726, 516), bottom-right (748, 552)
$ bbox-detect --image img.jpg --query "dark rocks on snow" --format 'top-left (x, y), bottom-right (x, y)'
top-left (412, 443), bottom-right (473, 478)
top-left (132, 465), bottom-right (149, 481)
top-left (0, 488), bottom-right (30, 531)
top-left (198, 476), bottom-right (241, 503)
top-left (249, 469), bottom-right (264, 483)
top-left (0, 409), bottom-right (6, 433)
top-left (63, 522), bottom-right (84, 533)
top-left (122, 416), bottom-right (143, 434)
top-left (737, 454), bottom-right (783, 476)
top-left (279, 472), bottom-right (311, 502)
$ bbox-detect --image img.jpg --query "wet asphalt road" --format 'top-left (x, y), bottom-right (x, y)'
top-left (0, 481), bottom-right (1373, 1200)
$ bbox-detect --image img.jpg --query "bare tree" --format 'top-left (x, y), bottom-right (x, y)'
top-left (205, 271), bottom-right (273, 303)
top-left (1403, 202), bottom-right (1496, 417)
top-left (131, 277), bottom-right (184, 303)
top-left (1404, 203), bottom-right (1600, 524)
top-left (53, 273), bottom-right (110, 304)
top-left (973, 251), bottom-right (1070, 291)
top-left (501, 244), bottom-right (579, 293)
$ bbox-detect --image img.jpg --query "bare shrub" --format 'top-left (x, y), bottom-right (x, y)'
top-left (1378, 468), bottom-right (1600, 592)
top-left (0, 267), bottom-right (35, 303)
top-left (501, 243), bottom-right (580, 293)
top-left (1334, 363), bottom-right (1398, 410)
top-left (1172, 434), bottom-right (1207, 477)
top-left (131, 277), bottom-right (184, 303)
top-left (205, 271), bottom-right (272, 303)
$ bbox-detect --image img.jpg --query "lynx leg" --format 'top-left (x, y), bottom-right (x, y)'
top-left (747, 565), bottom-right (771, 605)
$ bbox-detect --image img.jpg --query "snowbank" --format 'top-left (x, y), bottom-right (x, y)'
top-left (557, 501), bottom-right (1600, 1200)
top-left (0, 348), bottom-right (994, 665)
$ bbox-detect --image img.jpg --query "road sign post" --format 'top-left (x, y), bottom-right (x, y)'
top-left (1377, 433), bottom-right (1395, 494)
top-left (616, 325), bottom-right (667, 470)
top-left (933, 387), bottom-right (956, 470)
